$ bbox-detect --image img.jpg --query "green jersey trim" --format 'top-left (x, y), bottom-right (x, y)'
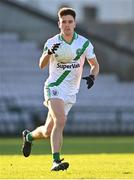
top-left (59, 32), bottom-right (78, 45)
top-left (48, 70), bottom-right (71, 87)
top-left (46, 87), bottom-right (51, 98)
top-left (43, 46), bottom-right (48, 52)
top-left (74, 40), bottom-right (89, 61)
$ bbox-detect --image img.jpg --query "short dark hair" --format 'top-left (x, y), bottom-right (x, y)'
top-left (58, 7), bottom-right (76, 20)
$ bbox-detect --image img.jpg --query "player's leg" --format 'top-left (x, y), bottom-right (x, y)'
top-left (31, 112), bottom-right (54, 139)
top-left (48, 98), bottom-right (66, 155)
top-left (48, 98), bottom-right (69, 171)
top-left (22, 112), bottom-right (54, 157)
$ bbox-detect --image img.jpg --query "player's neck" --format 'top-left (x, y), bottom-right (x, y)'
top-left (61, 33), bottom-right (74, 43)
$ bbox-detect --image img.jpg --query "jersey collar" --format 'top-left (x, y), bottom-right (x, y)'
top-left (58, 32), bottom-right (78, 45)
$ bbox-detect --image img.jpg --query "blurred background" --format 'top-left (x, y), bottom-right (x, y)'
top-left (0, 0), bottom-right (134, 137)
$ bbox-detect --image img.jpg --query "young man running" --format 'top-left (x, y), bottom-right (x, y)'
top-left (22, 7), bottom-right (99, 171)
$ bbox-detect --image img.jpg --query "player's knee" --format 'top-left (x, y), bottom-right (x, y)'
top-left (42, 131), bottom-right (50, 138)
top-left (42, 126), bottom-right (52, 138)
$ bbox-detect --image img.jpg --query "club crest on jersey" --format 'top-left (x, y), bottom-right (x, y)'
top-left (73, 48), bottom-right (82, 61)
top-left (51, 89), bottom-right (59, 96)
top-left (76, 48), bottom-right (82, 56)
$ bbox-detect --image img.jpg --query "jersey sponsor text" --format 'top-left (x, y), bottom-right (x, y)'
top-left (57, 62), bottom-right (80, 70)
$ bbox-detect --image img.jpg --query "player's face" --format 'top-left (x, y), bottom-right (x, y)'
top-left (58, 15), bottom-right (76, 36)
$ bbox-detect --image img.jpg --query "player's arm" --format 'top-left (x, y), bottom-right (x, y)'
top-left (82, 57), bottom-right (99, 89)
top-left (39, 52), bottom-right (51, 69)
top-left (88, 57), bottom-right (99, 78)
top-left (39, 43), bottom-right (60, 69)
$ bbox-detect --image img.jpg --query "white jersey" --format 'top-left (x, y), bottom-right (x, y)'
top-left (43, 32), bottom-right (96, 96)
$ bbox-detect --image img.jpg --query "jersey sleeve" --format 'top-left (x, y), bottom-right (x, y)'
top-left (85, 42), bottom-right (96, 60)
top-left (43, 40), bottom-right (52, 53)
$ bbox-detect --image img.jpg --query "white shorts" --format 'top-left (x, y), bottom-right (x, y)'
top-left (44, 86), bottom-right (76, 115)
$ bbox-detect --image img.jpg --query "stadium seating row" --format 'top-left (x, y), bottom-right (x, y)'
top-left (0, 32), bottom-right (134, 134)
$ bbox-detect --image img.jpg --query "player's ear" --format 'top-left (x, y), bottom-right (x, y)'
top-left (74, 21), bottom-right (76, 29)
top-left (58, 21), bottom-right (60, 29)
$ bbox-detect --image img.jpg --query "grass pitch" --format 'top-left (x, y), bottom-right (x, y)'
top-left (0, 136), bottom-right (134, 179)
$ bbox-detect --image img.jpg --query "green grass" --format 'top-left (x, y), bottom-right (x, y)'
top-left (1, 154), bottom-right (134, 179)
top-left (1, 136), bottom-right (134, 179)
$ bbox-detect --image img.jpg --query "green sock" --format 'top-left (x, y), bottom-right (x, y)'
top-left (26, 133), bottom-right (33, 142)
top-left (53, 152), bottom-right (60, 161)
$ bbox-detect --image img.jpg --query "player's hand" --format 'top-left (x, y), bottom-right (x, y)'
top-left (82, 75), bottom-right (95, 89)
top-left (48, 43), bottom-right (60, 55)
